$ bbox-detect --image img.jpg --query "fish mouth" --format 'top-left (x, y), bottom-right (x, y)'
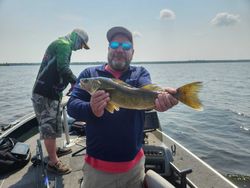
top-left (80, 79), bottom-right (89, 90)
top-left (81, 84), bottom-right (88, 90)
top-left (81, 84), bottom-right (93, 94)
top-left (80, 80), bottom-right (96, 94)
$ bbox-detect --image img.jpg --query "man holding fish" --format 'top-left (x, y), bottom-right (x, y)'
top-left (67, 26), bottom-right (179, 188)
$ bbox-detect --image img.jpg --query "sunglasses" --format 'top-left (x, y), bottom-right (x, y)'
top-left (109, 41), bottom-right (132, 50)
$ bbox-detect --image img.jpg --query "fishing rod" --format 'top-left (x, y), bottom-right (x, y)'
top-left (32, 139), bottom-right (50, 188)
top-left (37, 139), bottom-right (50, 188)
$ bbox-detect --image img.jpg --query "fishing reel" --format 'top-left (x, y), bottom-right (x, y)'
top-left (31, 155), bottom-right (45, 166)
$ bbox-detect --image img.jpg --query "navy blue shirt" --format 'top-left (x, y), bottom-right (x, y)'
top-left (67, 64), bottom-right (151, 162)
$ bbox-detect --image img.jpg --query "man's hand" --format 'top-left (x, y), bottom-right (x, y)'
top-left (154, 87), bottom-right (178, 112)
top-left (90, 90), bottom-right (110, 117)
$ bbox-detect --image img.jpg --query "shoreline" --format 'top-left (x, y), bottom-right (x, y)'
top-left (1, 59), bottom-right (250, 66)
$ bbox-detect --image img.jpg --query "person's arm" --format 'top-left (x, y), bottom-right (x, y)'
top-left (67, 69), bottom-right (110, 121)
top-left (154, 88), bottom-right (178, 112)
top-left (67, 70), bottom-right (94, 121)
top-left (56, 44), bottom-right (77, 84)
top-left (88, 90), bottom-right (110, 117)
top-left (67, 93), bottom-right (94, 122)
top-left (137, 66), bottom-right (178, 112)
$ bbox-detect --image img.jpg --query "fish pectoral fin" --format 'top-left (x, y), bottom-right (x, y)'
top-left (105, 101), bottom-right (120, 113)
top-left (141, 84), bottom-right (164, 92)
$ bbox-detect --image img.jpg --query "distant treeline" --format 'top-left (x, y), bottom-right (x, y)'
top-left (1, 59), bottom-right (250, 66)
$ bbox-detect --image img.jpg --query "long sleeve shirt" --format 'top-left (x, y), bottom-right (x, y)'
top-left (33, 37), bottom-right (77, 100)
top-left (67, 64), bottom-right (152, 172)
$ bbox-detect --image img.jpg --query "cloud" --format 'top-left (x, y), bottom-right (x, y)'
top-left (133, 31), bottom-right (142, 38)
top-left (159, 9), bottom-right (176, 20)
top-left (210, 12), bottom-right (240, 27)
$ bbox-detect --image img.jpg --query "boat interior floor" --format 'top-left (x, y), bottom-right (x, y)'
top-left (0, 130), bottom-right (237, 188)
top-left (0, 133), bottom-right (87, 188)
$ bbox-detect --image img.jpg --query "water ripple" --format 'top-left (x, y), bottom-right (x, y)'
top-left (1, 63), bottom-right (250, 188)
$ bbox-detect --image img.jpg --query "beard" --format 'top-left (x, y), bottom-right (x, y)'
top-left (108, 52), bottom-right (131, 71)
top-left (109, 61), bottom-right (129, 71)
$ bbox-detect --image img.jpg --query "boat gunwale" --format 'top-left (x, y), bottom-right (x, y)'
top-left (153, 129), bottom-right (238, 188)
top-left (0, 112), bottom-right (36, 139)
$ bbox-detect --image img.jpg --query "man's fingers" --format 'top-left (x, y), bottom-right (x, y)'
top-left (90, 90), bottom-right (110, 117)
top-left (165, 87), bottom-right (177, 95)
top-left (155, 92), bottom-right (178, 112)
top-left (92, 90), bottom-right (109, 104)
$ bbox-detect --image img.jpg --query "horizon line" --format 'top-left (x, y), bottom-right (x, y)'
top-left (1, 59), bottom-right (250, 65)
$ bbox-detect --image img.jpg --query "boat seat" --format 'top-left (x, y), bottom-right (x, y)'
top-left (144, 169), bottom-right (175, 188)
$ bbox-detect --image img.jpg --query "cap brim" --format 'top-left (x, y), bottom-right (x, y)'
top-left (83, 42), bottom-right (90, 50)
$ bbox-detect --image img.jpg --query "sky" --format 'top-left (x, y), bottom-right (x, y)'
top-left (0, 0), bottom-right (250, 63)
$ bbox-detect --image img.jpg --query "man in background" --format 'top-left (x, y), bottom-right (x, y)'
top-left (32, 28), bottom-right (90, 175)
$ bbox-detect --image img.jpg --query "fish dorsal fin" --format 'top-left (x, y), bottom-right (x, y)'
top-left (141, 84), bottom-right (164, 92)
top-left (111, 78), bottom-right (134, 88)
top-left (105, 101), bottom-right (120, 113)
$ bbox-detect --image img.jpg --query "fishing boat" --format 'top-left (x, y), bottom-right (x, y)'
top-left (0, 99), bottom-right (237, 188)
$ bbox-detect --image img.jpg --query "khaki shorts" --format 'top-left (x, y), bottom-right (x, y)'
top-left (32, 93), bottom-right (62, 139)
top-left (81, 156), bottom-right (145, 188)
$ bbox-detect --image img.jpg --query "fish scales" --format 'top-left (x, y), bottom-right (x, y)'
top-left (80, 77), bottom-right (203, 113)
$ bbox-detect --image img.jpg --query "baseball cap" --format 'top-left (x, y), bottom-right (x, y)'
top-left (106, 26), bottom-right (133, 43)
top-left (72, 28), bottom-right (90, 49)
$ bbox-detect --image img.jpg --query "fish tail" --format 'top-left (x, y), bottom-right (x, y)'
top-left (174, 82), bottom-right (203, 111)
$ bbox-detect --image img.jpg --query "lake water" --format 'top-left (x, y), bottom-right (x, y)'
top-left (0, 62), bottom-right (249, 187)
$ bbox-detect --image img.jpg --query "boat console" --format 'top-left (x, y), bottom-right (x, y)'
top-left (143, 111), bottom-right (196, 188)
top-left (143, 145), bottom-right (173, 177)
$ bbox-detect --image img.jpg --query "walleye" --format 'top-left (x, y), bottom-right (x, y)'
top-left (80, 77), bottom-right (203, 113)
